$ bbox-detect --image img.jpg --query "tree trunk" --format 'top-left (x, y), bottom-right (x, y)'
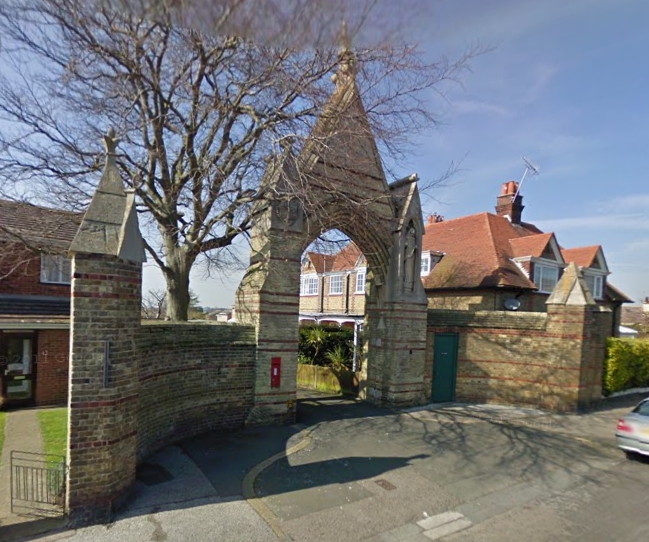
top-left (164, 246), bottom-right (195, 321)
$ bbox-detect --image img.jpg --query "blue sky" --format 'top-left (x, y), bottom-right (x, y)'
top-left (149, 0), bottom-right (649, 307)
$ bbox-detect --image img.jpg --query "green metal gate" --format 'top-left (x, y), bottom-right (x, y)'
top-left (431, 333), bottom-right (458, 402)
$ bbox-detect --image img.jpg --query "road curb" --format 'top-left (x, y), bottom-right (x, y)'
top-left (242, 427), bottom-right (314, 539)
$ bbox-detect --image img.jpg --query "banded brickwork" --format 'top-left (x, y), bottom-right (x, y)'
top-left (137, 323), bottom-right (256, 458)
top-left (67, 254), bottom-right (142, 525)
top-left (426, 266), bottom-right (612, 411)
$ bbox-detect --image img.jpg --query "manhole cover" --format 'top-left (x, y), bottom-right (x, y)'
top-left (137, 462), bottom-right (174, 486)
top-left (374, 479), bottom-right (396, 491)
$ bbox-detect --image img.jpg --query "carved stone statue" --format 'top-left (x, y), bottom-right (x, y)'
top-left (404, 224), bottom-right (417, 292)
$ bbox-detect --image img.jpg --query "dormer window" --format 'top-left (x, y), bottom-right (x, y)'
top-left (584, 273), bottom-right (604, 299)
top-left (40, 254), bottom-right (71, 284)
top-left (421, 254), bottom-right (431, 275)
top-left (421, 251), bottom-right (444, 276)
top-left (534, 263), bottom-right (559, 293)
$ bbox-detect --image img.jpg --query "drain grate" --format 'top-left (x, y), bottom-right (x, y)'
top-left (374, 479), bottom-right (396, 491)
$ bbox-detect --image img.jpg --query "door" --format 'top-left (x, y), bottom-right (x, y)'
top-left (431, 333), bottom-right (458, 402)
top-left (1, 334), bottom-right (36, 406)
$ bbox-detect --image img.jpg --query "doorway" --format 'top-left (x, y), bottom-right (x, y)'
top-left (1, 333), bottom-right (36, 407)
top-left (431, 333), bottom-right (458, 403)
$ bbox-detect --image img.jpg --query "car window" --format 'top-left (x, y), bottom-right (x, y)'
top-left (633, 400), bottom-right (649, 416)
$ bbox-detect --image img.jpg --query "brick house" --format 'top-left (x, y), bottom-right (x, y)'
top-left (298, 181), bottom-right (632, 410)
top-left (300, 181), bottom-right (631, 329)
top-left (298, 237), bottom-right (444, 327)
top-left (421, 181), bottom-right (631, 331)
top-left (299, 242), bottom-right (367, 329)
top-left (0, 199), bottom-right (82, 408)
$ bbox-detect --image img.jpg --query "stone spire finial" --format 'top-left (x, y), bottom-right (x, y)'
top-left (331, 20), bottom-right (356, 87)
top-left (546, 262), bottom-right (595, 306)
top-left (69, 129), bottom-right (146, 263)
top-left (103, 127), bottom-right (120, 155)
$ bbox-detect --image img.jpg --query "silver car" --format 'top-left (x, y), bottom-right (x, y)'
top-left (616, 397), bottom-right (649, 458)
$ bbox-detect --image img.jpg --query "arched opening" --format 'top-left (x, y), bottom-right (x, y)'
top-left (297, 230), bottom-right (368, 400)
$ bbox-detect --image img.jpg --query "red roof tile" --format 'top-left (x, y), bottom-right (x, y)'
top-left (306, 242), bottom-right (364, 274)
top-left (422, 212), bottom-right (537, 290)
top-left (509, 233), bottom-right (556, 259)
top-left (561, 246), bottom-right (601, 268)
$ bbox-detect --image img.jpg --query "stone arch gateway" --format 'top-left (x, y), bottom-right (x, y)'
top-left (235, 53), bottom-right (430, 425)
top-left (64, 52), bottom-right (430, 526)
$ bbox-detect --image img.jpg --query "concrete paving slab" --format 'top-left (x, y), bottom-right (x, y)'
top-left (422, 517), bottom-right (472, 540)
top-left (417, 511), bottom-right (464, 530)
top-left (0, 409), bottom-right (44, 527)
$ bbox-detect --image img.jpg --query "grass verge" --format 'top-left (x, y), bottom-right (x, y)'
top-left (38, 408), bottom-right (68, 459)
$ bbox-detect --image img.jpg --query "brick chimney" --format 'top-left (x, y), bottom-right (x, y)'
top-left (495, 181), bottom-right (524, 224)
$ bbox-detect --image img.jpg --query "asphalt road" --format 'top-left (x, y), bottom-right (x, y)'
top-left (12, 392), bottom-right (649, 542)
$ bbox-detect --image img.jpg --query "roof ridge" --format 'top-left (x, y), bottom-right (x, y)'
top-left (484, 213), bottom-right (507, 272)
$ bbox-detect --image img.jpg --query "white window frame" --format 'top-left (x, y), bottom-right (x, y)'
top-left (329, 274), bottom-right (343, 295)
top-left (355, 268), bottom-right (366, 294)
top-left (300, 274), bottom-right (319, 296)
top-left (421, 253), bottom-right (431, 276)
top-left (40, 254), bottom-right (71, 285)
top-left (534, 263), bottom-right (560, 293)
top-left (584, 272), bottom-right (605, 300)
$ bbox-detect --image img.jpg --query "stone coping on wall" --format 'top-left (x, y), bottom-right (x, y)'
top-left (140, 321), bottom-right (257, 343)
top-left (427, 309), bottom-right (547, 331)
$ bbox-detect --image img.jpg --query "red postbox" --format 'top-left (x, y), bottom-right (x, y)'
top-left (271, 357), bottom-right (281, 388)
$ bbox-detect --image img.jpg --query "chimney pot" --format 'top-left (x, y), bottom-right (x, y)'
top-left (495, 181), bottom-right (524, 224)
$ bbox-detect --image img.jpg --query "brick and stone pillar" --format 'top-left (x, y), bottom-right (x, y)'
top-left (66, 129), bottom-right (146, 525)
top-left (235, 186), bottom-right (304, 425)
top-left (546, 263), bottom-right (610, 410)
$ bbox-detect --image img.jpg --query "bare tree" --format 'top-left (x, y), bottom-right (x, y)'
top-left (0, 0), bottom-right (476, 319)
top-left (141, 288), bottom-right (167, 320)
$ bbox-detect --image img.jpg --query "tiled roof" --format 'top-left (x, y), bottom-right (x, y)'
top-left (509, 233), bottom-right (557, 259)
top-left (561, 246), bottom-right (600, 268)
top-left (605, 283), bottom-right (634, 304)
top-left (305, 252), bottom-right (332, 274)
top-left (421, 212), bottom-right (538, 290)
top-left (307, 242), bottom-right (364, 274)
top-left (0, 199), bottom-right (82, 252)
top-left (0, 294), bottom-right (70, 316)
top-left (330, 243), bottom-right (363, 271)
top-left (621, 306), bottom-right (645, 325)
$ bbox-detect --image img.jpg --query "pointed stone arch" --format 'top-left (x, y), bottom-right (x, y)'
top-left (235, 54), bottom-right (429, 425)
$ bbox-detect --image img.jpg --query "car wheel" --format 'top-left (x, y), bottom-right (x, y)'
top-left (625, 451), bottom-right (637, 460)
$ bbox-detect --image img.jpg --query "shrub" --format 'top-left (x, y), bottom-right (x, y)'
top-left (603, 338), bottom-right (649, 395)
top-left (298, 324), bottom-right (355, 369)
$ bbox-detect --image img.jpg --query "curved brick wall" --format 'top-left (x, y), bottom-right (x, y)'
top-left (136, 323), bottom-right (256, 459)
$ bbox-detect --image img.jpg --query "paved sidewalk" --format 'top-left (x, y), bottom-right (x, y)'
top-left (5, 393), bottom-right (648, 542)
top-left (0, 408), bottom-right (67, 541)
top-left (0, 409), bottom-right (45, 526)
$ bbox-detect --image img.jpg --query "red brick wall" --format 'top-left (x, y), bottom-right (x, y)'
top-left (35, 329), bottom-right (69, 406)
top-left (0, 242), bottom-right (71, 296)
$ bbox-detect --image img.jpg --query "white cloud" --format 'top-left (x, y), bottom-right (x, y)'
top-left (535, 213), bottom-right (649, 231)
top-left (596, 194), bottom-right (649, 213)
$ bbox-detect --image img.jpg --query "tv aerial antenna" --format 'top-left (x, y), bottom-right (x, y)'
top-left (514, 157), bottom-right (540, 199)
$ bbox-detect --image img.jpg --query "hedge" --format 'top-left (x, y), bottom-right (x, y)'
top-left (603, 338), bottom-right (649, 395)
